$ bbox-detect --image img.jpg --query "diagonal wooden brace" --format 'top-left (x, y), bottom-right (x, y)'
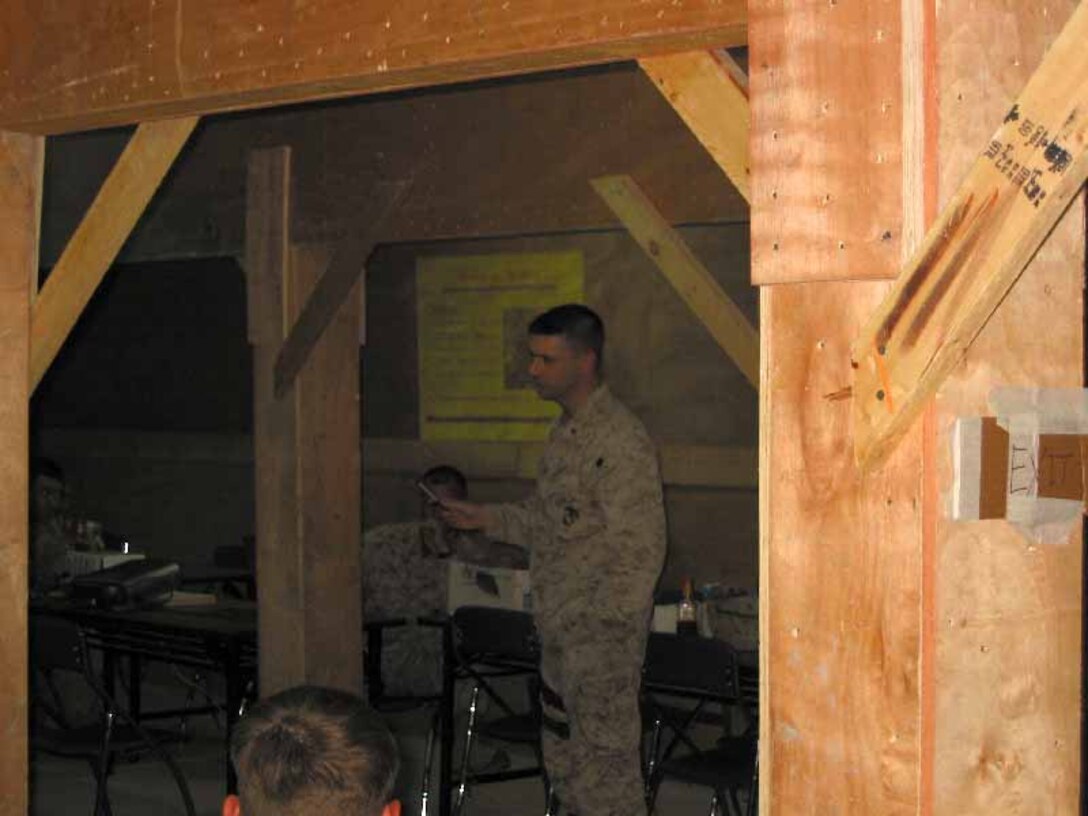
top-left (29, 116), bottom-right (199, 392)
top-left (639, 49), bottom-right (750, 203)
top-left (852, 1), bottom-right (1088, 469)
top-left (592, 174), bottom-right (758, 388)
top-left (272, 181), bottom-right (409, 398)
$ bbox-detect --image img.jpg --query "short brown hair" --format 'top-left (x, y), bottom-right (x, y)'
top-left (528, 304), bottom-right (604, 371)
top-left (230, 685), bottom-right (398, 816)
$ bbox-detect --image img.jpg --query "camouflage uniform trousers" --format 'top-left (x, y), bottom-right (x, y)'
top-left (538, 616), bottom-right (649, 816)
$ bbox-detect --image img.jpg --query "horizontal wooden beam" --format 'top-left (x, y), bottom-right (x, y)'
top-left (29, 117), bottom-right (199, 392)
top-left (852, 0), bottom-right (1088, 469)
top-left (0, 0), bottom-right (746, 134)
top-left (35, 428), bottom-right (757, 489)
top-left (638, 49), bottom-right (750, 203)
top-left (592, 174), bottom-right (759, 388)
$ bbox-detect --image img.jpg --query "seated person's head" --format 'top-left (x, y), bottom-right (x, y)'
top-left (30, 458), bottom-right (66, 522)
top-left (420, 465), bottom-right (467, 508)
top-left (225, 685), bottom-right (400, 816)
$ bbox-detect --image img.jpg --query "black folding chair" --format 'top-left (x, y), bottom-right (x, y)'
top-left (642, 633), bottom-right (757, 816)
top-left (30, 615), bottom-right (196, 816)
top-left (442, 606), bottom-right (554, 816)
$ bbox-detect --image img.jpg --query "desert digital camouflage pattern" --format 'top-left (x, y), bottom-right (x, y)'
top-left (488, 385), bottom-right (666, 815)
top-left (361, 520), bottom-right (529, 696)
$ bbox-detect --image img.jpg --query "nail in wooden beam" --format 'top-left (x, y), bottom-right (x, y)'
top-left (591, 174), bottom-right (759, 388)
top-left (29, 116), bottom-right (199, 391)
top-left (639, 49), bottom-right (750, 203)
top-left (852, 2), bottom-right (1088, 469)
top-left (272, 181), bottom-right (409, 398)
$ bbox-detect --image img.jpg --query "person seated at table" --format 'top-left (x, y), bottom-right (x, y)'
top-left (361, 465), bottom-right (527, 698)
top-left (30, 458), bottom-right (75, 596)
top-left (224, 685), bottom-right (400, 816)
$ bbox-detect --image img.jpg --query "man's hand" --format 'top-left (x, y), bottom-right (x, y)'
top-left (438, 499), bottom-right (493, 531)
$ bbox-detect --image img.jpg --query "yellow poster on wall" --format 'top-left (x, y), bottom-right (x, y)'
top-left (417, 251), bottom-right (584, 441)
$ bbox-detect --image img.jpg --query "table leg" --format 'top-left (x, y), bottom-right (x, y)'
top-left (439, 622), bottom-right (454, 816)
top-left (102, 649), bottom-right (117, 701)
top-left (128, 655), bottom-right (142, 721)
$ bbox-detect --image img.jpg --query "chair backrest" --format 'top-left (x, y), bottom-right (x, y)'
top-left (642, 633), bottom-right (740, 701)
top-left (451, 606), bottom-right (539, 667)
top-left (31, 615), bottom-right (89, 675)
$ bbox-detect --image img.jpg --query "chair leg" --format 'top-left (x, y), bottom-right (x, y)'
top-left (707, 792), bottom-right (720, 816)
top-left (115, 709), bottom-right (197, 816)
top-left (543, 779), bottom-right (558, 816)
top-left (644, 717), bottom-right (662, 800)
top-left (93, 710), bottom-right (115, 816)
top-left (453, 683), bottom-right (482, 816)
top-left (419, 708), bottom-right (440, 816)
top-left (744, 745), bottom-right (759, 816)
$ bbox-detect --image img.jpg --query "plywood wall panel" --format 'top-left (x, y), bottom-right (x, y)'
top-left (931, 1), bottom-right (1084, 812)
top-left (363, 227), bottom-right (757, 447)
top-left (41, 67), bottom-right (748, 266)
top-left (749, 0), bottom-right (904, 285)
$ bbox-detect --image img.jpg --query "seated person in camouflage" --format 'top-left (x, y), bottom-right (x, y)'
top-left (30, 458), bottom-right (74, 595)
top-left (361, 465), bottom-right (526, 697)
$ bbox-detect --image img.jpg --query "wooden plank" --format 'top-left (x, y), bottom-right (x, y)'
top-left (760, 284), bottom-right (923, 815)
top-left (930, 0), bottom-right (1083, 811)
top-left (291, 244), bottom-right (364, 692)
top-left (591, 174), bottom-right (759, 388)
top-left (0, 0), bottom-right (746, 134)
top-left (638, 49), bottom-right (750, 203)
top-left (852, 1), bottom-right (1088, 469)
top-left (273, 183), bottom-right (408, 398)
top-left (749, 0), bottom-right (904, 284)
top-left (245, 146), bottom-right (305, 695)
top-left (0, 131), bottom-right (41, 816)
top-left (29, 117), bottom-right (198, 391)
top-left (752, 0), bottom-right (923, 810)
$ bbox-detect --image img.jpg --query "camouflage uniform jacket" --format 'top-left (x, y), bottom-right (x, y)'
top-left (360, 520), bottom-right (529, 696)
top-left (486, 385), bottom-right (666, 635)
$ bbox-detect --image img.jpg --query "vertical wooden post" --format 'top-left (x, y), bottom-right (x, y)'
top-left (0, 132), bottom-right (42, 814)
top-left (246, 147), bottom-right (304, 694)
top-left (752, 1), bottom-right (923, 812)
top-left (245, 148), bottom-right (363, 695)
top-left (755, 0), bottom-right (1084, 813)
top-left (290, 243), bottom-right (363, 692)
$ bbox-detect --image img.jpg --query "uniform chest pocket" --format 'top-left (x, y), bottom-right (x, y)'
top-left (547, 495), bottom-right (606, 542)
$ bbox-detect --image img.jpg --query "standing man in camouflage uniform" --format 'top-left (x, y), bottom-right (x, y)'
top-left (442, 304), bottom-right (666, 816)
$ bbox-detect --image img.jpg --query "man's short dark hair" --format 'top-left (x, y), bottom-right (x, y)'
top-left (420, 465), bottom-right (467, 500)
top-left (528, 304), bottom-right (604, 368)
top-left (230, 685), bottom-right (398, 816)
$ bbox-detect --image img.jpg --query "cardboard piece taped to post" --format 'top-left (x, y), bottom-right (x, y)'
top-left (952, 387), bottom-right (1088, 542)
